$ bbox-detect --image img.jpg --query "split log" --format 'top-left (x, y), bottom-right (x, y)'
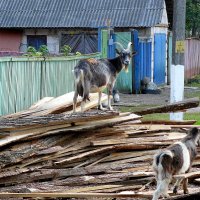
top-left (141, 120), bottom-right (197, 125)
top-left (135, 97), bottom-right (199, 115)
top-left (173, 171), bottom-right (200, 179)
top-left (0, 192), bottom-right (152, 199)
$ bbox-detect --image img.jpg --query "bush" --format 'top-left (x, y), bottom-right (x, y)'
top-left (38, 45), bottom-right (49, 56)
top-left (25, 45), bottom-right (49, 57)
top-left (61, 45), bottom-right (72, 56)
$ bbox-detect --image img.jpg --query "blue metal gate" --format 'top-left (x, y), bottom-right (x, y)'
top-left (132, 30), bottom-right (152, 94)
top-left (154, 33), bottom-right (166, 85)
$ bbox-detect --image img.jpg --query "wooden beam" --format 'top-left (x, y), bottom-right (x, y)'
top-left (173, 171), bottom-right (200, 179)
top-left (135, 97), bottom-right (199, 115)
top-left (0, 192), bottom-right (151, 198)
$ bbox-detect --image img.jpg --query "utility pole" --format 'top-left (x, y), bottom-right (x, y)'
top-left (170, 0), bottom-right (186, 121)
top-left (172, 0), bottom-right (186, 65)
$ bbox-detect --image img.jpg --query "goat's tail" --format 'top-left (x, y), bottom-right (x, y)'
top-left (74, 69), bottom-right (90, 102)
top-left (153, 150), bottom-right (173, 180)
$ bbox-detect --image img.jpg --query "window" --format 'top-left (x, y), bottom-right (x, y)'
top-left (27, 35), bottom-right (47, 50)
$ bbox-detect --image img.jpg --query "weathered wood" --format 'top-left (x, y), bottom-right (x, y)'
top-left (0, 192), bottom-right (152, 198)
top-left (173, 171), bottom-right (200, 179)
top-left (141, 119), bottom-right (197, 125)
top-left (135, 97), bottom-right (199, 115)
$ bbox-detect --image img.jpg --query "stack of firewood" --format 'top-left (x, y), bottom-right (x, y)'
top-left (0, 92), bottom-right (199, 199)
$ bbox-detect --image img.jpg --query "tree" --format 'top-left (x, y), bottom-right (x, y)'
top-left (186, 0), bottom-right (200, 37)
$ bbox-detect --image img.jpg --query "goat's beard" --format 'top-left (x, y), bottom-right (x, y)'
top-left (124, 65), bottom-right (129, 73)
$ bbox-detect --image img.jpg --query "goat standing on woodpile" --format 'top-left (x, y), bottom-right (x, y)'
top-left (73, 42), bottom-right (136, 112)
top-left (152, 127), bottom-right (200, 200)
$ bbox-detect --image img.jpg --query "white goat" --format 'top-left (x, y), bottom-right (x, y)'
top-left (152, 127), bottom-right (200, 200)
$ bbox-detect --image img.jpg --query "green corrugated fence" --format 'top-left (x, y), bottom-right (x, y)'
top-left (115, 32), bottom-right (133, 93)
top-left (0, 53), bottom-right (101, 116)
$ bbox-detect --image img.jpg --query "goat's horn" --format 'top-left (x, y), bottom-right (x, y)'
top-left (127, 42), bottom-right (132, 51)
top-left (113, 42), bottom-right (124, 50)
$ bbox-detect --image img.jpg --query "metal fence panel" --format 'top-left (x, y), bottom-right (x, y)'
top-left (0, 53), bottom-right (101, 115)
top-left (185, 39), bottom-right (200, 80)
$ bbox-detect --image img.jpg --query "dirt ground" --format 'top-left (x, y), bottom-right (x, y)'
top-left (116, 86), bottom-right (200, 113)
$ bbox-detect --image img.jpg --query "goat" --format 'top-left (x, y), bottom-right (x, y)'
top-left (152, 127), bottom-right (200, 200)
top-left (73, 42), bottom-right (136, 112)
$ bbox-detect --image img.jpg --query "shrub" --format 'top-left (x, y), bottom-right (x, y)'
top-left (61, 45), bottom-right (72, 56)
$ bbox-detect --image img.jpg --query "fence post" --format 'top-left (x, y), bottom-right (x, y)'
top-left (98, 28), bottom-right (102, 53)
top-left (108, 31), bottom-right (116, 59)
top-left (101, 30), bottom-right (108, 58)
top-left (132, 30), bottom-right (140, 94)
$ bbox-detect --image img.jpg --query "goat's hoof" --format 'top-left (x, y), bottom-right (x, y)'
top-left (184, 189), bottom-right (189, 194)
top-left (98, 105), bottom-right (106, 111)
top-left (173, 186), bottom-right (178, 194)
top-left (108, 106), bottom-right (114, 111)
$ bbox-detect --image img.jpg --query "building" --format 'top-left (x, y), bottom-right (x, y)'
top-left (0, 0), bottom-right (172, 92)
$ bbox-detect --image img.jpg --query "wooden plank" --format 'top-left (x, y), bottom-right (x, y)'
top-left (141, 119), bottom-right (197, 125)
top-left (173, 171), bottom-right (200, 179)
top-left (0, 113), bottom-right (140, 148)
top-left (135, 97), bottom-right (199, 115)
top-left (0, 192), bottom-right (152, 198)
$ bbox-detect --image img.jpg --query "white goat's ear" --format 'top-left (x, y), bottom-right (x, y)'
top-left (115, 48), bottom-right (121, 55)
top-left (132, 51), bottom-right (137, 56)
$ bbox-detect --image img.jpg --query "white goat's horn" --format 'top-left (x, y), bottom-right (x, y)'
top-left (127, 42), bottom-right (132, 51)
top-left (113, 42), bottom-right (124, 50)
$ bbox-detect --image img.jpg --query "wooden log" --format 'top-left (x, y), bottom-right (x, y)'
top-left (173, 171), bottom-right (200, 179)
top-left (141, 120), bottom-right (197, 125)
top-left (135, 97), bottom-right (199, 115)
top-left (0, 113), bottom-right (140, 148)
top-left (0, 192), bottom-right (152, 198)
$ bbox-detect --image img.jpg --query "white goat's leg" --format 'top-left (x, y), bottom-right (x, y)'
top-left (173, 178), bottom-right (183, 194)
top-left (107, 87), bottom-right (113, 111)
top-left (81, 101), bottom-right (85, 112)
top-left (73, 88), bottom-right (78, 113)
top-left (98, 91), bottom-right (106, 110)
top-left (152, 179), bottom-right (170, 200)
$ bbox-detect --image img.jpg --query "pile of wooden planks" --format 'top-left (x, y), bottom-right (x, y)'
top-left (0, 93), bottom-right (199, 199)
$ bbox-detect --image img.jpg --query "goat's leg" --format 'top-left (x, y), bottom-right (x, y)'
top-left (152, 179), bottom-right (170, 200)
top-left (73, 91), bottom-right (78, 113)
top-left (173, 178), bottom-right (183, 194)
top-left (107, 86), bottom-right (113, 111)
top-left (81, 101), bottom-right (85, 112)
top-left (98, 91), bottom-right (106, 110)
top-left (182, 178), bottom-right (189, 194)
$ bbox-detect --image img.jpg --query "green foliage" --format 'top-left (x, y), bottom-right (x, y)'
top-left (186, 0), bottom-right (200, 37)
top-left (27, 46), bottom-right (37, 55)
top-left (38, 45), bottom-right (49, 56)
top-left (75, 51), bottom-right (82, 56)
top-left (25, 45), bottom-right (49, 57)
top-left (61, 45), bottom-right (72, 56)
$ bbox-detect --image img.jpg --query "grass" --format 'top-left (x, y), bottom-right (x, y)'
top-left (119, 105), bottom-right (200, 125)
top-left (118, 75), bottom-right (200, 125)
top-left (143, 113), bottom-right (200, 125)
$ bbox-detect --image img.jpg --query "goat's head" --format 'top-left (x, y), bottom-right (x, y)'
top-left (115, 42), bottom-right (137, 72)
top-left (186, 127), bottom-right (200, 146)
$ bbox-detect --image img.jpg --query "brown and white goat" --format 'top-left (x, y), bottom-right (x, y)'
top-left (73, 42), bottom-right (136, 112)
top-left (152, 127), bottom-right (200, 200)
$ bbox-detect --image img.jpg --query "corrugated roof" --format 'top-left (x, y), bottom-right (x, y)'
top-left (0, 0), bottom-right (165, 28)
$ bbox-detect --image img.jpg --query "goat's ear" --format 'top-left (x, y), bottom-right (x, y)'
top-left (115, 48), bottom-right (121, 55)
top-left (132, 51), bottom-right (137, 56)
